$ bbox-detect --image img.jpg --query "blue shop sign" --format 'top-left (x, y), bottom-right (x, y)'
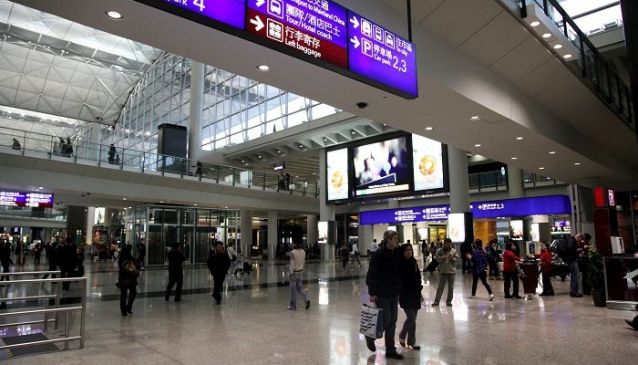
top-left (360, 195), bottom-right (571, 225)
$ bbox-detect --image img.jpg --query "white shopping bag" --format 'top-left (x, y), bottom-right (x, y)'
top-left (359, 304), bottom-right (384, 339)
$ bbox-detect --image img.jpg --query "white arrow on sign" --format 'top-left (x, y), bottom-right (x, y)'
top-left (350, 36), bottom-right (360, 49)
top-left (350, 16), bottom-right (359, 29)
top-left (256, 0), bottom-right (265, 7)
top-left (250, 15), bottom-right (264, 31)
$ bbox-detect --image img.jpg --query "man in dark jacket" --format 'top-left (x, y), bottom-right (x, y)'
top-left (165, 243), bottom-right (185, 302)
top-left (57, 238), bottom-right (76, 290)
top-left (0, 239), bottom-right (13, 309)
top-left (207, 241), bottom-right (230, 305)
top-left (460, 241), bottom-right (472, 274)
top-left (564, 234), bottom-right (583, 297)
top-left (365, 230), bottom-right (403, 360)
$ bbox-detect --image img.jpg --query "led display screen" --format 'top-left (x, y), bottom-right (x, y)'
top-left (447, 213), bottom-right (465, 243)
top-left (347, 10), bottom-right (418, 98)
top-left (0, 191), bottom-right (54, 208)
top-left (411, 134), bottom-right (445, 192)
top-left (326, 148), bottom-right (349, 201)
top-left (352, 136), bottom-right (410, 197)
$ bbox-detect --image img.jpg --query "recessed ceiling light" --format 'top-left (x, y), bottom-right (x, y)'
top-left (105, 10), bottom-right (123, 20)
top-left (38, 186), bottom-right (43, 190)
top-left (474, 144), bottom-right (482, 147)
top-left (128, 206), bottom-right (131, 209)
top-left (553, 44), bottom-right (563, 50)
top-left (549, 151), bottom-right (556, 155)
top-left (574, 162), bottom-right (581, 166)
top-left (515, 136), bottom-right (524, 141)
top-left (425, 126), bottom-right (434, 131)
top-left (530, 21), bottom-right (540, 27)
top-left (160, 201), bottom-right (164, 204)
top-left (542, 33), bottom-right (551, 39)
top-left (257, 65), bottom-right (270, 71)
top-left (351, 131), bottom-right (356, 135)
top-left (511, 157), bottom-right (518, 160)
top-left (194, 203), bottom-right (198, 206)
top-left (563, 54), bottom-right (572, 59)
top-left (539, 167), bottom-right (545, 170)
top-left (225, 206), bottom-right (228, 209)
top-left (299, 144), bottom-right (304, 148)
top-left (382, 123), bottom-right (387, 126)
top-left (470, 116), bottom-right (480, 121)
top-left (122, 197), bottom-right (127, 200)
top-left (257, 155), bottom-right (262, 159)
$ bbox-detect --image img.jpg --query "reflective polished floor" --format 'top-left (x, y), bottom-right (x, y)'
top-left (2, 260), bottom-right (638, 364)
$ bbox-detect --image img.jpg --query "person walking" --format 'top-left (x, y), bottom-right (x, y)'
top-left (57, 238), bottom-right (75, 291)
top-left (460, 240), bottom-right (472, 275)
top-left (339, 242), bottom-right (349, 271)
top-left (288, 241), bottom-right (310, 310)
top-left (42, 240), bottom-right (58, 279)
top-left (432, 238), bottom-right (457, 307)
top-left (470, 239), bottom-right (494, 301)
top-left (562, 234), bottom-right (583, 297)
top-left (539, 242), bottom-right (555, 296)
top-left (350, 241), bottom-right (362, 269)
top-left (370, 239), bottom-right (378, 255)
top-left (503, 241), bottom-right (522, 299)
top-left (207, 241), bottom-right (230, 305)
top-left (486, 239), bottom-right (499, 279)
top-left (137, 241), bottom-right (146, 270)
top-left (117, 245), bottom-right (139, 316)
top-left (108, 144), bottom-right (116, 164)
top-left (33, 241), bottom-right (42, 266)
top-left (165, 243), bottom-right (185, 302)
top-left (0, 239), bottom-right (13, 309)
top-left (398, 243), bottom-right (422, 351)
top-left (420, 240), bottom-right (429, 270)
top-left (365, 230), bottom-right (404, 360)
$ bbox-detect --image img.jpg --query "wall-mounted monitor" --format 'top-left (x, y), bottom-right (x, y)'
top-left (411, 134), bottom-right (447, 193)
top-left (351, 135), bottom-right (410, 197)
top-left (326, 148), bottom-right (349, 201)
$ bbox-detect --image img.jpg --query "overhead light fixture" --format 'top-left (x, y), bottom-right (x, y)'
top-left (574, 162), bottom-right (581, 166)
top-left (160, 201), bottom-right (164, 204)
top-left (128, 206), bottom-right (131, 209)
top-left (299, 144), bottom-right (304, 148)
top-left (105, 10), bottom-right (123, 20)
top-left (351, 131), bottom-right (356, 135)
top-left (549, 151), bottom-right (556, 155)
top-left (474, 144), bottom-right (482, 147)
top-left (515, 136), bottom-right (524, 141)
top-left (530, 21), bottom-right (540, 27)
top-left (563, 54), bottom-right (572, 59)
top-left (194, 203), bottom-right (198, 206)
top-left (425, 126), bottom-right (434, 131)
top-left (225, 206), bottom-right (228, 209)
top-left (511, 157), bottom-right (518, 160)
top-left (542, 33), bottom-right (551, 39)
top-left (257, 65), bottom-right (270, 72)
top-left (553, 44), bottom-right (563, 50)
top-left (38, 186), bottom-right (44, 190)
top-left (470, 116), bottom-right (480, 121)
top-left (382, 123), bottom-right (387, 126)
top-left (257, 155), bottom-right (262, 159)
top-left (122, 197), bottom-right (127, 201)
top-left (539, 167), bottom-right (545, 170)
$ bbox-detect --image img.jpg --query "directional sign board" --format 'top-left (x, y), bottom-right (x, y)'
top-left (135, 0), bottom-right (418, 98)
top-left (347, 11), bottom-right (417, 98)
top-left (0, 191), bottom-right (54, 208)
top-left (247, 0), bottom-right (348, 67)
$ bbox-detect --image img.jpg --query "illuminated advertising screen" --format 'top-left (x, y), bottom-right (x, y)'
top-left (411, 134), bottom-right (445, 192)
top-left (352, 136), bottom-right (410, 197)
top-left (326, 148), bottom-right (349, 201)
top-left (447, 213), bottom-right (465, 243)
top-left (318, 221), bottom-right (329, 243)
top-left (347, 10), bottom-right (418, 98)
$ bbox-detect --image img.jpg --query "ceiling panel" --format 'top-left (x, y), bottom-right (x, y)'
top-left (488, 37), bottom-right (553, 84)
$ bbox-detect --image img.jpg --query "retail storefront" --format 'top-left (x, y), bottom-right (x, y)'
top-left (360, 195), bottom-right (572, 255)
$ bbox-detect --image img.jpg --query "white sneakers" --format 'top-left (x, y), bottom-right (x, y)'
top-left (489, 294), bottom-right (495, 301)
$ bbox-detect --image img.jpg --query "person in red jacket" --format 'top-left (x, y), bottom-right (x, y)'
top-left (539, 242), bottom-right (555, 296)
top-left (503, 241), bottom-right (521, 299)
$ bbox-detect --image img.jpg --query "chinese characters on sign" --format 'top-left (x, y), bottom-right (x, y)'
top-left (0, 191), bottom-right (54, 208)
top-left (247, 0), bottom-right (348, 67)
top-left (347, 10), bottom-right (417, 98)
top-left (158, 0), bottom-right (246, 29)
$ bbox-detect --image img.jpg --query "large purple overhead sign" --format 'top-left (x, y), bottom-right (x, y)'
top-left (347, 11), bottom-right (418, 98)
top-left (139, 0), bottom-right (246, 29)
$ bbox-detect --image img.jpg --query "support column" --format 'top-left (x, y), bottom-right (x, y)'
top-left (306, 214), bottom-right (318, 247)
top-left (507, 166), bottom-right (524, 198)
top-left (319, 148), bottom-right (335, 222)
top-left (387, 200), bottom-right (399, 209)
top-left (188, 61), bottom-right (204, 161)
top-left (448, 147), bottom-right (470, 214)
top-left (358, 224), bottom-right (373, 255)
top-left (240, 209), bottom-right (253, 257)
top-left (620, 0), bottom-right (638, 131)
top-left (267, 211), bottom-right (278, 261)
top-left (89, 124), bottom-right (101, 161)
top-left (86, 207), bottom-right (95, 245)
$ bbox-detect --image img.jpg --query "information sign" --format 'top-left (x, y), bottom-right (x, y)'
top-left (0, 191), bottom-right (54, 208)
top-left (347, 10), bottom-right (417, 98)
top-left (247, 0), bottom-right (348, 67)
top-left (155, 0), bottom-right (246, 29)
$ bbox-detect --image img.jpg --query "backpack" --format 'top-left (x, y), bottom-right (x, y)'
top-left (124, 259), bottom-right (139, 277)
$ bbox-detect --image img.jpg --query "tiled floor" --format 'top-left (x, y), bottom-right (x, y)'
top-left (2, 261), bottom-right (638, 364)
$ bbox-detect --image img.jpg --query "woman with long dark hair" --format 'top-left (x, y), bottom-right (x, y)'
top-left (398, 243), bottom-right (422, 350)
top-left (117, 245), bottom-right (139, 316)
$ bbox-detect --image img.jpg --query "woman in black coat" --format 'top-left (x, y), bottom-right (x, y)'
top-left (118, 245), bottom-right (139, 316)
top-left (398, 243), bottom-right (423, 350)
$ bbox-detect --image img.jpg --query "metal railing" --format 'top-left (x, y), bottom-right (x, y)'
top-left (0, 127), bottom-right (320, 198)
top-left (468, 170), bottom-right (561, 192)
top-left (0, 271), bottom-right (87, 352)
top-left (518, 0), bottom-right (635, 130)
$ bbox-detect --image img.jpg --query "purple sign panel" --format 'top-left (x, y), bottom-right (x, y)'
top-left (147, 0), bottom-right (246, 29)
top-left (347, 10), bottom-right (418, 98)
top-left (247, 0), bottom-right (348, 67)
top-left (360, 195), bottom-right (571, 225)
top-left (0, 191), bottom-right (54, 208)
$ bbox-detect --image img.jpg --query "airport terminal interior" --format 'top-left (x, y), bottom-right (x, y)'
top-left (0, 0), bottom-right (638, 363)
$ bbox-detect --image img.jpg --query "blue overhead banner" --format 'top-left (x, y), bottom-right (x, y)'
top-left (359, 195), bottom-right (571, 225)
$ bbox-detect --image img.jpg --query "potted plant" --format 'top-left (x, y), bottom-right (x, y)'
top-left (587, 249), bottom-right (606, 307)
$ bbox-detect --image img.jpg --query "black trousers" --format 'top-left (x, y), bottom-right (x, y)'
top-left (119, 285), bottom-right (137, 314)
top-left (212, 275), bottom-right (225, 301)
top-left (542, 272), bottom-right (554, 294)
top-left (165, 271), bottom-right (183, 300)
top-left (462, 258), bottom-right (471, 273)
top-left (472, 271), bottom-right (493, 296)
top-left (0, 266), bottom-right (9, 308)
top-left (376, 296), bottom-right (399, 353)
top-left (503, 271), bottom-right (519, 297)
